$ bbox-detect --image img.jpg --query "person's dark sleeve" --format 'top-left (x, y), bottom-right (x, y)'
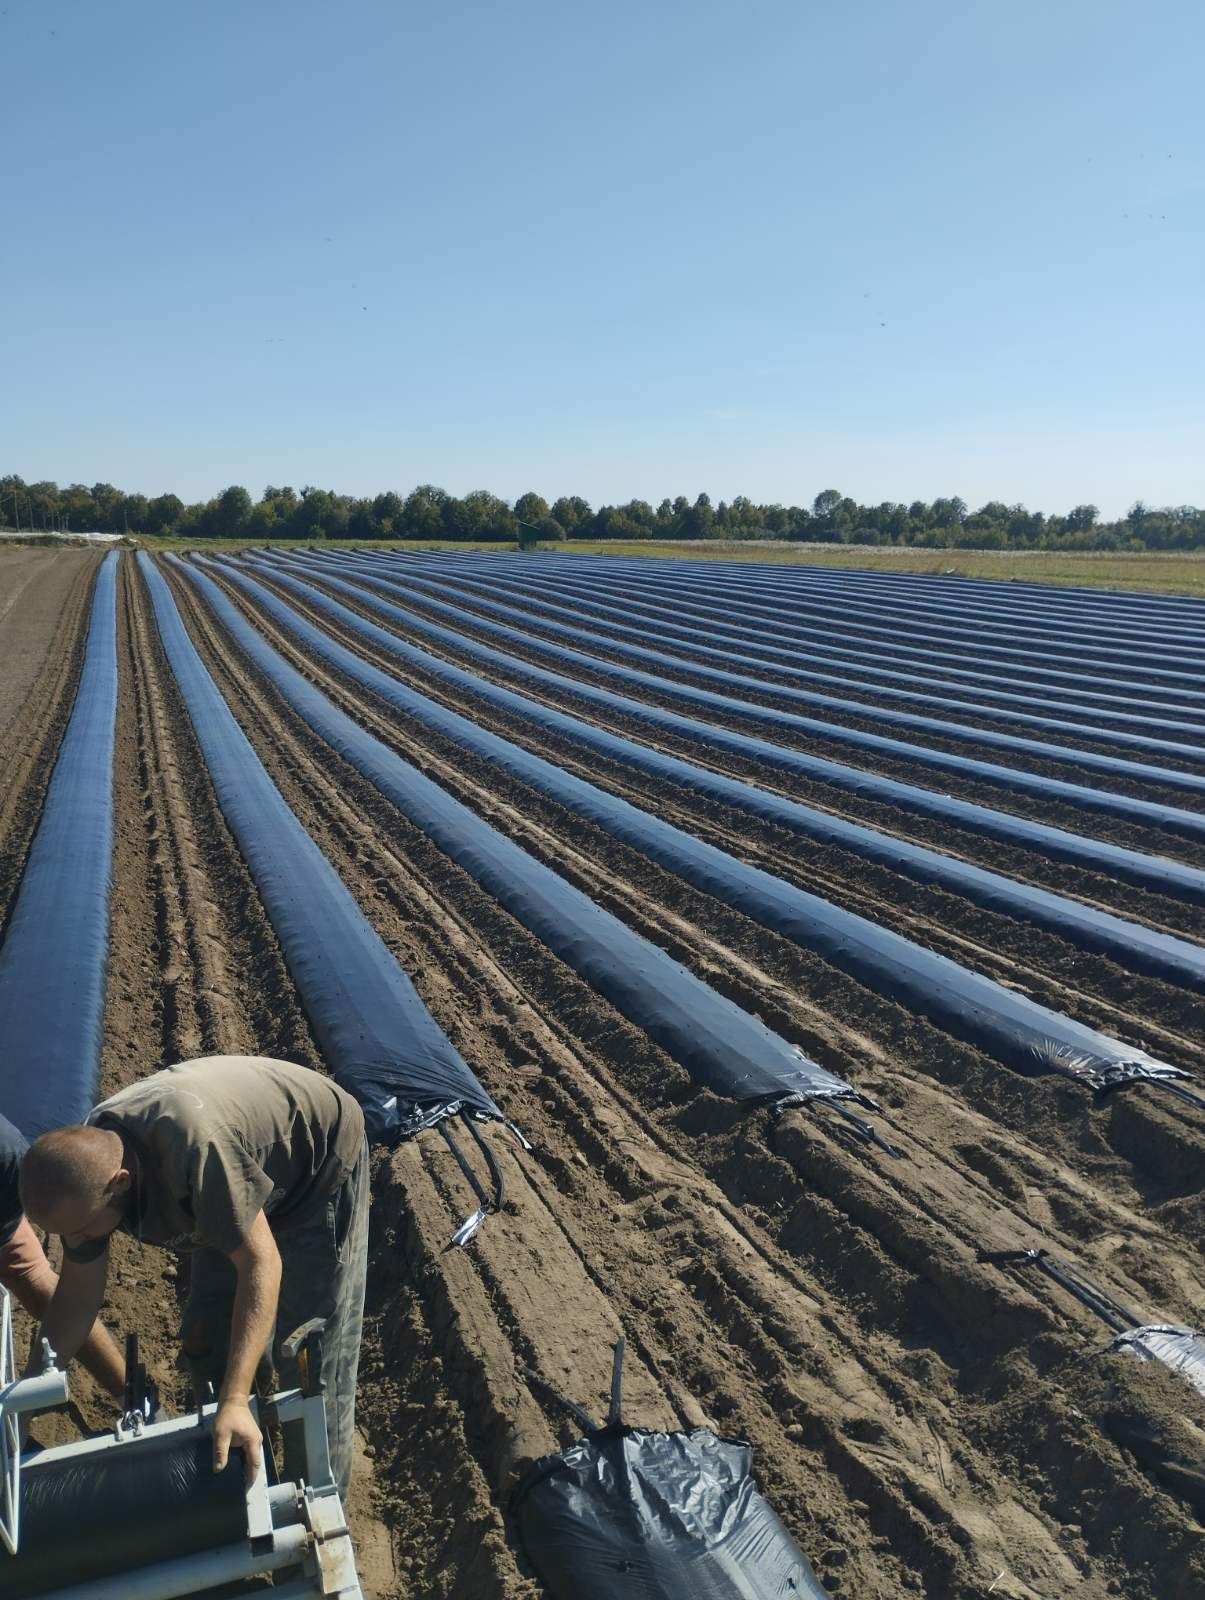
top-left (0, 1115), bottom-right (29, 1249)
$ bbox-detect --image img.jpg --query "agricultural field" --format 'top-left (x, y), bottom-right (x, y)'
top-left (1, 546), bottom-right (1203, 1600)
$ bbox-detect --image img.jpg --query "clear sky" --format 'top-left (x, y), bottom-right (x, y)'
top-left (2, 0), bottom-right (1201, 516)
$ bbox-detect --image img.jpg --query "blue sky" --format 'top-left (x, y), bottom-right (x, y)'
top-left (2, 0), bottom-right (1201, 515)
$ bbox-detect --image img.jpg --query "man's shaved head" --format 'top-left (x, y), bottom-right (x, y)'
top-left (20, 1125), bottom-right (127, 1237)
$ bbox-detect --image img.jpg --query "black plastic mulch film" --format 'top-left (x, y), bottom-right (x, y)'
top-left (343, 552), bottom-right (1205, 761)
top-left (479, 551), bottom-right (1205, 659)
top-left (290, 552), bottom-right (1205, 848)
top-left (358, 546), bottom-right (1205, 713)
top-left (172, 556), bottom-right (855, 1114)
top-left (512, 1342), bottom-right (833, 1600)
top-left (451, 549), bottom-right (1205, 689)
top-left (0, 552), bottom-right (118, 1137)
top-left (356, 547), bottom-right (1205, 717)
top-left (137, 554), bottom-right (501, 1145)
top-left (236, 560), bottom-right (1205, 994)
top-left (298, 554), bottom-right (1205, 803)
top-left (290, 557), bottom-right (1205, 909)
top-left (0, 1434), bottom-right (246, 1598)
top-left (234, 555), bottom-right (1198, 1103)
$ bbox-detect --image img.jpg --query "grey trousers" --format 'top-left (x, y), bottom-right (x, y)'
top-left (180, 1138), bottom-right (370, 1501)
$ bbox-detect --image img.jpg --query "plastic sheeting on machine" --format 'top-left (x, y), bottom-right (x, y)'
top-left (1112, 1326), bottom-right (1205, 1401)
top-left (4, 1434), bottom-right (246, 1597)
top-left (262, 556), bottom-right (1205, 905)
top-left (0, 553), bottom-right (118, 1137)
top-left (344, 556), bottom-right (1205, 761)
top-left (282, 554), bottom-right (1205, 843)
top-left (173, 558), bottom-right (857, 1113)
top-left (209, 560), bottom-right (1198, 1102)
top-left (214, 564), bottom-right (1205, 993)
top-left (296, 558), bottom-right (1205, 797)
top-left (137, 555), bottom-right (500, 1144)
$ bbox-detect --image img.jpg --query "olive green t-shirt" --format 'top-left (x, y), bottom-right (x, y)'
top-left (87, 1056), bottom-right (365, 1257)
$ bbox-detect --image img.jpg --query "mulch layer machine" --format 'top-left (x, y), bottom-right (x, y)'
top-left (0, 1290), bottom-right (362, 1600)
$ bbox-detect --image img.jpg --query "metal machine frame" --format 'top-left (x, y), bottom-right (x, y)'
top-left (0, 1290), bottom-right (363, 1600)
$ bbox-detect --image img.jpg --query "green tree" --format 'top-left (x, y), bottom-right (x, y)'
top-left (295, 488), bottom-right (334, 535)
top-left (245, 500), bottom-right (281, 538)
top-left (787, 506), bottom-right (813, 540)
top-left (401, 484), bottom-right (448, 538)
top-left (680, 493), bottom-right (715, 538)
top-left (444, 489), bottom-right (515, 541)
top-left (594, 505), bottom-right (652, 539)
top-left (212, 485), bottom-right (252, 536)
top-left (514, 491), bottom-right (550, 524)
top-left (60, 483), bottom-right (99, 531)
top-left (931, 496), bottom-right (967, 527)
top-left (550, 495), bottom-right (592, 536)
top-left (346, 501), bottom-right (378, 540)
top-left (119, 493), bottom-right (149, 532)
top-left (371, 491), bottom-right (404, 535)
top-left (89, 482), bottom-right (122, 530)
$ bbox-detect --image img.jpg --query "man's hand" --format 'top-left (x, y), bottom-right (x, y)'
top-left (212, 1398), bottom-right (262, 1482)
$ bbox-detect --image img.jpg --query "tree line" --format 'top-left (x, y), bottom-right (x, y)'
top-left (2, 475), bottom-right (1203, 551)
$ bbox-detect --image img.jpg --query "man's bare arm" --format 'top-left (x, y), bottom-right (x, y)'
top-left (3, 1220), bottom-right (125, 1396)
top-left (212, 1210), bottom-right (281, 1480)
top-left (27, 1247), bottom-right (113, 1385)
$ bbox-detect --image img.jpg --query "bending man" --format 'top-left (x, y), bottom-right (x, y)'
top-left (20, 1056), bottom-right (368, 1498)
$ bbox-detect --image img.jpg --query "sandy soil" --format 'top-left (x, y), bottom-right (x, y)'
top-left (0, 550), bottom-right (97, 733)
top-left (3, 550), bottom-right (1202, 1599)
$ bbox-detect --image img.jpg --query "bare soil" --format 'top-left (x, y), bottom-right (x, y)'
top-left (2, 551), bottom-right (1202, 1599)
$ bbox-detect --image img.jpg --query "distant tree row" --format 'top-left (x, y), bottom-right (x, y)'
top-left (2, 475), bottom-right (1203, 551)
